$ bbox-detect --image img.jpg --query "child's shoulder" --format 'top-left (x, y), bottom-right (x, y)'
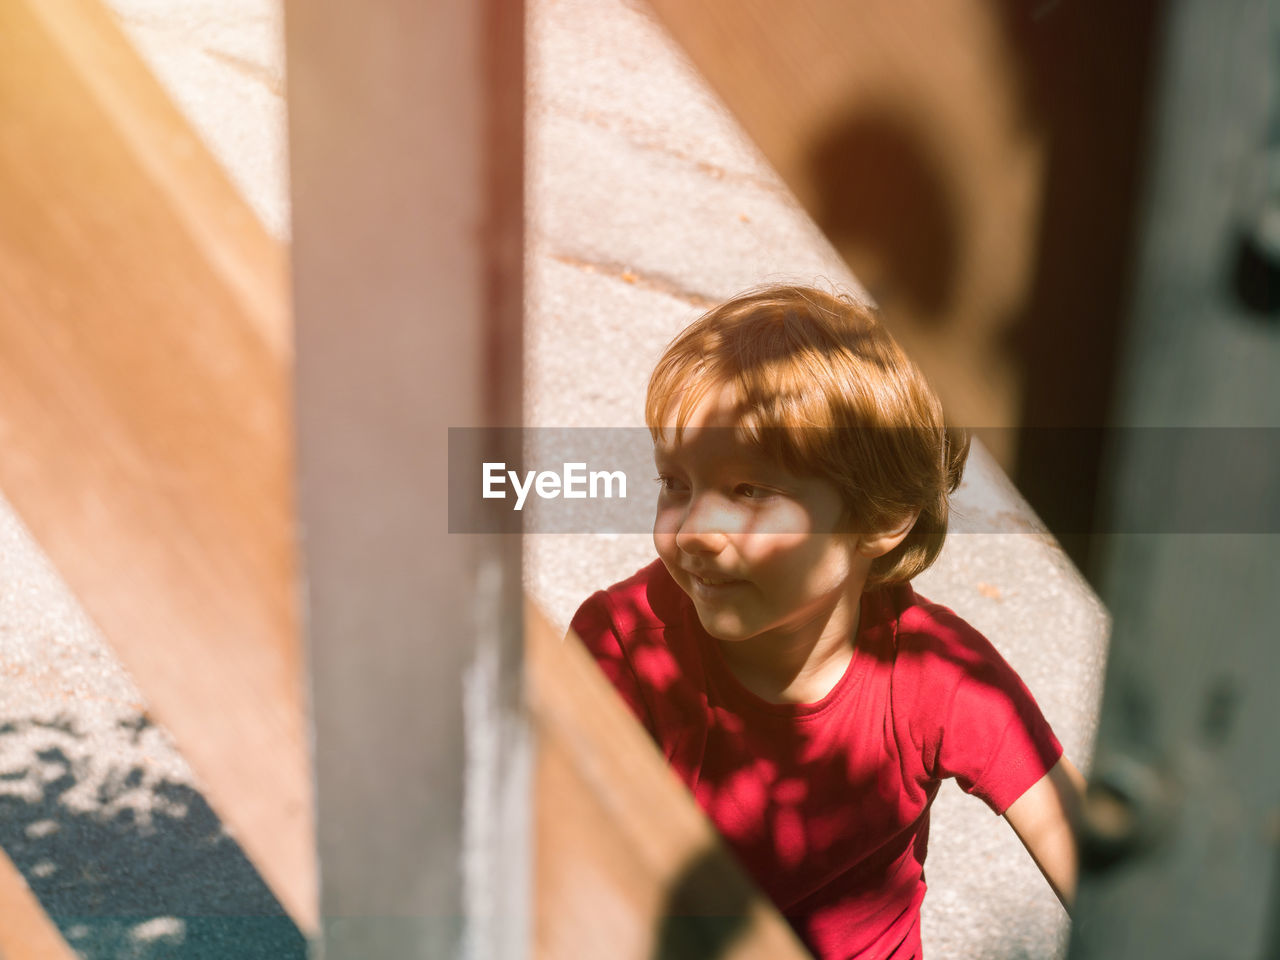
top-left (891, 587), bottom-right (1002, 661)
top-left (882, 585), bottom-right (1062, 809)
top-left (884, 584), bottom-right (1041, 720)
top-left (569, 559), bottom-right (685, 644)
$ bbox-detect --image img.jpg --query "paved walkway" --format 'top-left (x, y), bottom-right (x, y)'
top-left (0, 1), bottom-right (1108, 957)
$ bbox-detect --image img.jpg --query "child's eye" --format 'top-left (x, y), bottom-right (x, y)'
top-left (654, 474), bottom-right (688, 494)
top-left (735, 483), bottom-right (771, 500)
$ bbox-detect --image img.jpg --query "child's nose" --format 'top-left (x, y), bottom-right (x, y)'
top-left (675, 493), bottom-right (734, 554)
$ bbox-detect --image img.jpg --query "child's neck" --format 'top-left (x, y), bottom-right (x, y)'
top-left (717, 590), bottom-right (863, 706)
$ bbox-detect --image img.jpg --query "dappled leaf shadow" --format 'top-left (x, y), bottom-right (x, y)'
top-left (0, 714), bottom-right (305, 960)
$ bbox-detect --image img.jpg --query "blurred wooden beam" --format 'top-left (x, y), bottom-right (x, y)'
top-left (529, 604), bottom-right (814, 960)
top-left (0, 849), bottom-right (80, 960)
top-left (0, 0), bottom-right (311, 932)
top-left (287, 0), bottom-right (528, 955)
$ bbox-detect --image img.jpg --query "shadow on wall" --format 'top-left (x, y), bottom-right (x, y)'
top-left (0, 714), bottom-right (305, 960)
top-left (801, 0), bottom-right (1163, 578)
top-left (808, 107), bottom-right (961, 324)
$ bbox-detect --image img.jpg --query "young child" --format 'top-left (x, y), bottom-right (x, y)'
top-left (568, 285), bottom-right (1084, 959)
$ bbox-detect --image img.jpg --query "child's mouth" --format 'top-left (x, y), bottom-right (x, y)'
top-left (691, 573), bottom-right (745, 591)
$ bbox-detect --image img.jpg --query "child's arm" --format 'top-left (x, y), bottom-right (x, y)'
top-left (1002, 755), bottom-right (1087, 911)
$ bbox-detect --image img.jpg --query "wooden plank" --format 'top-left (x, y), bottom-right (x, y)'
top-left (286, 0), bottom-right (528, 955)
top-left (0, 0), bottom-right (311, 932)
top-left (643, 0), bottom-right (1048, 460)
top-left (0, 847), bottom-right (80, 960)
top-left (529, 604), bottom-right (814, 960)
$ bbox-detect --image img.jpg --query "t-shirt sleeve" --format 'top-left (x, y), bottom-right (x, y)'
top-left (897, 604), bottom-right (1064, 815)
top-left (567, 591), bottom-right (660, 739)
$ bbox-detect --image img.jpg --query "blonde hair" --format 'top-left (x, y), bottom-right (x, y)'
top-left (645, 284), bottom-right (969, 587)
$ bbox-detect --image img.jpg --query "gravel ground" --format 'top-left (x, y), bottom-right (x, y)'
top-left (0, 1), bottom-right (1108, 957)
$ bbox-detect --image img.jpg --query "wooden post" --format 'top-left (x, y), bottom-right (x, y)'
top-left (286, 0), bottom-right (528, 956)
top-left (530, 605), bottom-right (814, 960)
top-left (0, 850), bottom-right (80, 960)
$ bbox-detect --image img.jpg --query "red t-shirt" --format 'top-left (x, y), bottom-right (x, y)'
top-left (569, 560), bottom-right (1063, 960)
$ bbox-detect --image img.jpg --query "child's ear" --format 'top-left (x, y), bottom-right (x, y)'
top-left (855, 511), bottom-right (920, 559)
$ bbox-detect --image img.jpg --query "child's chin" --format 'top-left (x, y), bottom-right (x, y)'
top-left (693, 608), bottom-right (752, 642)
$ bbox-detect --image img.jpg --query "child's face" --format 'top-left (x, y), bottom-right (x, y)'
top-left (652, 386), bottom-right (866, 647)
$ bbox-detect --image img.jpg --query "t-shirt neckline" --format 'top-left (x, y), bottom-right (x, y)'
top-left (691, 589), bottom-right (892, 720)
